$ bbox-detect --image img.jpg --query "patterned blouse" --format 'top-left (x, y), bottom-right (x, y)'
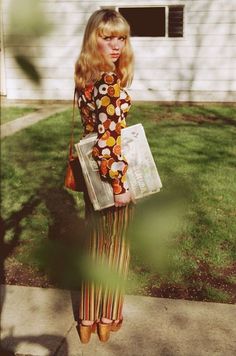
top-left (76, 72), bottom-right (131, 195)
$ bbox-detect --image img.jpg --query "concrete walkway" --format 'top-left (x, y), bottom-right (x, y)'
top-left (1, 104), bottom-right (69, 138)
top-left (1, 285), bottom-right (236, 356)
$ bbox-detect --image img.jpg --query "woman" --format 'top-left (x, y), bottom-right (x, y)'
top-left (74, 9), bottom-right (134, 343)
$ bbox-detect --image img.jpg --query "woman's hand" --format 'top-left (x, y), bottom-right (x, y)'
top-left (114, 191), bottom-right (135, 207)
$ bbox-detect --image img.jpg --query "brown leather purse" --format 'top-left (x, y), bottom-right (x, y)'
top-left (64, 88), bottom-right (85, 192)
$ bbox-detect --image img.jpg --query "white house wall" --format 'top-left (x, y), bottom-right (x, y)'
top-left (2, 0), bottom-right (236, 102)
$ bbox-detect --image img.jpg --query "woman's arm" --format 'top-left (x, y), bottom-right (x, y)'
top-left (92, 72), bottom-right (131, 204)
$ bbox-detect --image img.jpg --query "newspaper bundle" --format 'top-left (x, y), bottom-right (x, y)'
top-left (75, 123), bottom-right (162, 211)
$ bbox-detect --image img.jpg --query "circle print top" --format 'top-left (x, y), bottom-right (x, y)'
top-left (77, 72), bottom-right (131, 196)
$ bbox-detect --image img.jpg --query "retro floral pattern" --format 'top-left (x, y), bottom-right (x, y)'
top-left (77, 72), bottom-right (131, 195)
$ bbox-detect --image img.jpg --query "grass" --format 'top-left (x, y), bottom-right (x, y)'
top-left (204, 286), bottom-right (231, 303)
top-left (1, 103), bottom-right (236, 303)
top-left (1, 106), bottom-right (38, 125)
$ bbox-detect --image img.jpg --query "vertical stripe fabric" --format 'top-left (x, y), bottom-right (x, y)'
top-left (79, 192), bottom-right (134, 321)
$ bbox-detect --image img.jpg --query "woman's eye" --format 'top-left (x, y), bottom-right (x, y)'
top-left (104, 36), bottom-right (111, 41)
top-left (119, 36), bottom-right (126, 41)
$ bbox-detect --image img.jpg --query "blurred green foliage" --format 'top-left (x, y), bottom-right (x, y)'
top-left (6, 0), bottom-right (53, 83)
top-left (8, 0), bottom-right (51, 37)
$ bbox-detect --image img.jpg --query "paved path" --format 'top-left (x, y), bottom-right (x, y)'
top-left (1, 284), bottom-right (236, 356)
top-left (1, 104), bottom-right (69, 138)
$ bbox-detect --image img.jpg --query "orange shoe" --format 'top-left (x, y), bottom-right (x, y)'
top-left (77, 322), bottom-right (97, 344)
top-left (97, 322), bottom-right (111, 342)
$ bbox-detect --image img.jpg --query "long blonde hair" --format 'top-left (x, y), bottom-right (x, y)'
top-left (75, 9), bottom-right (134, 90)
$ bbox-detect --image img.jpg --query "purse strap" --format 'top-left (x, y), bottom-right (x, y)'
top-left (69, 88), bottom-right (77, 157)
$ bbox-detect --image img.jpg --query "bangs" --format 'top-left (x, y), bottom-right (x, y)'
top-left (97, 18), bottom-right (130, 38)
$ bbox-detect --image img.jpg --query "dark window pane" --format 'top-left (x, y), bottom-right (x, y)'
top-left (168, 6), bottom-right (184, 37)
top-left (119, 7), bottom-right (166, 37)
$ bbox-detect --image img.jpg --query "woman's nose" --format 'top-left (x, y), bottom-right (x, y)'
top-left (110, 37), bottom-right (119, 49)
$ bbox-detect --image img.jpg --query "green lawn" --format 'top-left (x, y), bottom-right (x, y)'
top-left (1, 103), bottom-right (236, 303)
top-left (1, 106), bottom-right (38, 125)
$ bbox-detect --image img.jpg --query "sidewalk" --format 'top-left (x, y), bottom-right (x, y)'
top-left (1, 285), bottom-right (236, 356)
top-left (1, 104), bottom-right (69, 138)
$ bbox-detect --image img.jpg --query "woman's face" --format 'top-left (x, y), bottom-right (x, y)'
top-left (97, 35), bottom-right (126, 63)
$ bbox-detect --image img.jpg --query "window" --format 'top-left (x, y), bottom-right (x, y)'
top-left (119, 7), bottom-right (165, 37)
top-left (118, 6), bottom-right (184, 38)
top-left (168, 6), bottom-right (184, 37)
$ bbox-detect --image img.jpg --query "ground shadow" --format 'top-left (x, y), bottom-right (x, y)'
top-left (1, 181), bottom-right (87, 354)
top-left (1, 180), bottom-right (87, 287)
top-left (0, 334), bottom-right (68, 356)
top-left (70, 289), bottom-right (81, 323)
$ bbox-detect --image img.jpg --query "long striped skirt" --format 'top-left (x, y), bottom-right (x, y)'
top-left (79, 191), bottom-right (134, 321)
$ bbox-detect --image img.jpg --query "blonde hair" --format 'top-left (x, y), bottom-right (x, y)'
top-left (75, 9), bottom-right (134, 90)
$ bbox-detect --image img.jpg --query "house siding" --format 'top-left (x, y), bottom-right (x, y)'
top-left (2, 0), bottom-right (236, 102)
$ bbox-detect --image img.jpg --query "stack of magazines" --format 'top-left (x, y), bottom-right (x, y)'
top-left (75, 123), bottom-right (162, 211)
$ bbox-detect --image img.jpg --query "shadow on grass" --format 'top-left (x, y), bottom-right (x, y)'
top-left (33, 185), bottom-right (87, 290)
top-left (1, 179), bottom-right (88, 290)
top-left (0, 198), bottom-right (41, 282)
